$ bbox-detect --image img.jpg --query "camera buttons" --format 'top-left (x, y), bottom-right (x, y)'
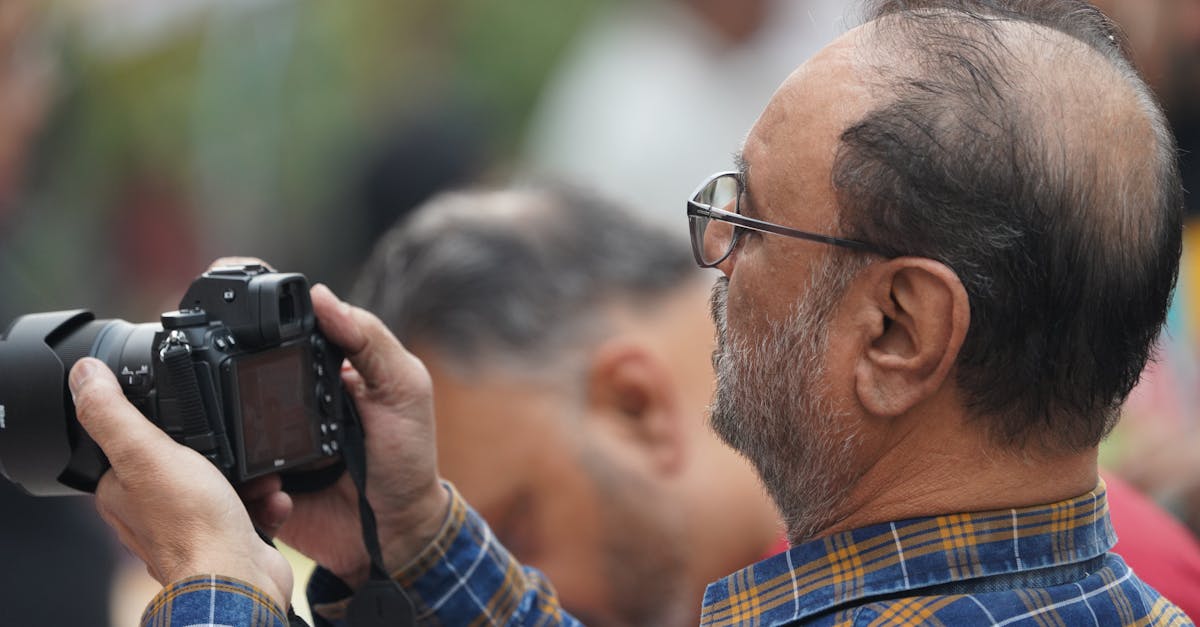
top-left (212, 333), bottom-right (236, 352)
top-left (316, 381), bottom-right (334, 415)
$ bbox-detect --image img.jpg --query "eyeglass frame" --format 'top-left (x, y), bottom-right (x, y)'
top-left (685, 170), bottom-right (888, 268)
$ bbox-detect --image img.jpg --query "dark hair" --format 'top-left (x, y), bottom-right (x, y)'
top-left (834, 0), bottom-right (1183, 451)
top-left (352, 185), bottom-right (698, 373)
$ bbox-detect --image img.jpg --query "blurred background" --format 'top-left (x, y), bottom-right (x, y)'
top-left (0, 0), bottom-right (600, 323)
top-left (0, 0), bottom-right (1196, 624)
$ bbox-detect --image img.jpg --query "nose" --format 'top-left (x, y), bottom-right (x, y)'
top-left (705, 222), bottom-right (738, 276)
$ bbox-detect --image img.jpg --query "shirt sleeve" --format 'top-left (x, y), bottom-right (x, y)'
top-left (309, 482), bottom-right (583, 626)
top-left (141, 574), bottom-right (287, 627)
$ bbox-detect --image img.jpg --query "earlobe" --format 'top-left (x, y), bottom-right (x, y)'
top-left (854, 259), bottom-right (969, 418)
top-left (586, 342), bottom-right (686, 475)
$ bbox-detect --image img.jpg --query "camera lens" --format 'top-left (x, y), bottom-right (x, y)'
top-left (0, 311), bottom-right (159, 495)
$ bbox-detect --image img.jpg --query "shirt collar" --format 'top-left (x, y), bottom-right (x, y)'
top-left (700, 482), bottom-right (1115, 626)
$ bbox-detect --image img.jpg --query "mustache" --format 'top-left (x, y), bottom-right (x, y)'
top-left (709, 276), bottom-right (729, 331)
top-left (709, 277), bottom-right (729, 370)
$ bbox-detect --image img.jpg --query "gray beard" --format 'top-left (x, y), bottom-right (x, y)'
top-left (708, 266), bottom-right (864, 545)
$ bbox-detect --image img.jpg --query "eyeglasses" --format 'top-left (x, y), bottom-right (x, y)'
top-left (685, 171), bottom-right (887, 268)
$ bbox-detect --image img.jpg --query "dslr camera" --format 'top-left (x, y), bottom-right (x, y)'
top-left (0, 264), bottom-right (347, 496)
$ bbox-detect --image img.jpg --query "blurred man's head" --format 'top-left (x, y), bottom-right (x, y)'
top-left (1086, 0), bottom-right (1200, 128)
top-left (354, 186), bottom-right (780, 626)
top-left (693, 0), bottom-right (1181, 544)
top-left (680, 0), bottom-right (771, 45)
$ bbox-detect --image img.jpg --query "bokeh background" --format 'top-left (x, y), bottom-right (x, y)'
top-left (0, 0), bottom-right (604, 323)
top-left (0, 0), bottom-right (1197, 625)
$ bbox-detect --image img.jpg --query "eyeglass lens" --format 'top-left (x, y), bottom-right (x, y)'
top-left (689, 174), bottom-right (740, 266)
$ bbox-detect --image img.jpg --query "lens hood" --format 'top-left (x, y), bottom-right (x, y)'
top-left (0, 310), bottom-right (94, 496)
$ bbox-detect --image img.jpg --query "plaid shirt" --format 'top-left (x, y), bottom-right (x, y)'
top-left (140, 574), bottom-right (287, 627)
top-left (306, 483), bottom-right (582, 627)
top-left (145, 482), bottom-right (1191, 627)
top-left (701, 482), bottom-right (1192, 626)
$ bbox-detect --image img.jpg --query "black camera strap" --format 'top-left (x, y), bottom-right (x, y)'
top-left (338, 395), bottom-right (418, 627)
top-left (262, 396), bottom-right (417, 627)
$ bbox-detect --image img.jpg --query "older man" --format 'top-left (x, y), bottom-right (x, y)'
top-left (67, 0), bottom-right (1191, 625)
top-left (345, 186), bottom-right (782, 626)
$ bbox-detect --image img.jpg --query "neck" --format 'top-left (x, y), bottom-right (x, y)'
top-left (809, 405), bottom-right (1099, 543)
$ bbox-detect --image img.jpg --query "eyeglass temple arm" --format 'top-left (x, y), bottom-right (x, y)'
top-left (686, 203), bottom-right (885, 255)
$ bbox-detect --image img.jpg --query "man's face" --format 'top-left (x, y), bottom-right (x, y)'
top-left (420, 350), bottom-right (689, 627)
top-left (706, 29), bottom-right (876, 543)
top-left (710, 265), bottom-right (862, 544)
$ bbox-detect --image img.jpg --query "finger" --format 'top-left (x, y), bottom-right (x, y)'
top-left (310, 283), bottom-right (367, 355)
top-left (94, 483), bottom-right (147, 565)
top-left (246, 491), bottom-right (293, 539)
top-left (311, 284), bottom-right (428, 403)
top-left (208, 256), bottom-right (275, 271)
top-left (69, 358), bottom-right (177, 472)
top-left (93, 481), bottom-right (119, 528)
top-left (237, 474), bottom-right (283, 503)
top-left (340, 367), bottom-right (366, 399)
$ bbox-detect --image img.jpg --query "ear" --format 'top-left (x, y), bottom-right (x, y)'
top-left (585, 340), bottom-right (686, 476)
top-left (850, 258), bottom-right (970, 417)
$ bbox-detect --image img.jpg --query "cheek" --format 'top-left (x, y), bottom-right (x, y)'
top-left (725, 275), bottom-right (779, 346)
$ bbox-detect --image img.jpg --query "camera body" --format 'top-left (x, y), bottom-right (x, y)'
top-left (0, 264), bottom-right (347, 496)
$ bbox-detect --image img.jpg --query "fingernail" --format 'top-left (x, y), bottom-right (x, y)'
top-left (68, 358), bottom-right (101, 399)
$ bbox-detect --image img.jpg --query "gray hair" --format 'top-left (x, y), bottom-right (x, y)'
top-left (352, 184), bottom-right (700, 379)
top-left (833, 0), bottom-right (1183, 452)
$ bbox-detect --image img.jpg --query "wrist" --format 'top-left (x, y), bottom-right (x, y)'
top-left (323, 480), bottom-right (451, 589)
top-left (173, 542), bottom-right (292, 611)
top-left (378, 480), bottom-right (452, 574)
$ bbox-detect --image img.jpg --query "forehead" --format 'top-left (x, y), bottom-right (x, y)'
top-left (740, 26), bottom-right (877, 224)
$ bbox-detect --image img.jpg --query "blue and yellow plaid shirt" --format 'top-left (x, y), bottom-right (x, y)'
top-left (700, 481), bottom-right (1190, 626)
top-left (143, 482), bottom-right (1191, 626)
top-left (141, 574), bottom-right (288, 627)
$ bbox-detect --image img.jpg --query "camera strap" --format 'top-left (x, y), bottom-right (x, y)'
top-left (338, 395), bottom-right (418, 627)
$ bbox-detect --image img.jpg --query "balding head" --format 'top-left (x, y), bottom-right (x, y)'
top-left (829, 0), bottom-right (1182, 451)
top-left (353, 184), bottom-right (699, 381)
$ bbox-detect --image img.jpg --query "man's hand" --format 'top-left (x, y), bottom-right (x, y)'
top-left (244, 284), bottom-right (450, 587)
top-left (69, 358), bottom-right (294, 611)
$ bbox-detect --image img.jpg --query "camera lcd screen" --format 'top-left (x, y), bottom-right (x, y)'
top-left (235, 344), bottom-right (321, 477)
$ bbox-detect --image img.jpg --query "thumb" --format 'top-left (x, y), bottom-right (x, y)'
top-left (69, 357), bottom-right (173, 470)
